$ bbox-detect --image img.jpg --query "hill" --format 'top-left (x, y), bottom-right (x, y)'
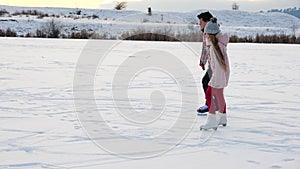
top-left (0, 5), bottom-right (300, 39)
top-left (268, 7), bottom-right (300, 19)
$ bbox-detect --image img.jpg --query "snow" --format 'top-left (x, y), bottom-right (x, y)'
top-left (0, 5), bottom-right (300, 38)
top-left (0, 37), bottom-right (300, 168)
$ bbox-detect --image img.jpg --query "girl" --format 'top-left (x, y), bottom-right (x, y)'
top-left (200, 17), bottom-right (230, 130)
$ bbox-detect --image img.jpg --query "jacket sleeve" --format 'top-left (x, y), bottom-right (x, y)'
top-left (199, 36), bottom-right (209, 65)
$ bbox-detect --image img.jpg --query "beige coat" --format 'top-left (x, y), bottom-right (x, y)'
top-left (207, 32), bottom-right (230, 88)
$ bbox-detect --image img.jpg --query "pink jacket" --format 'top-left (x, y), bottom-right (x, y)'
top-left (207, 32), bottom-right (230, 88)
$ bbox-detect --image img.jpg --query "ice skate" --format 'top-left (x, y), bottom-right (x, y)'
top-left (197, 105), bottom-right (209, 113)
top-left (217, 111), bottom-right (227, 126)
top-left (200, 113), bottom-right (218, 130)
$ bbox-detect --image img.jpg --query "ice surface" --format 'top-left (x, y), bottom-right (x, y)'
top-left (0, 38), bottom-right (299, 168)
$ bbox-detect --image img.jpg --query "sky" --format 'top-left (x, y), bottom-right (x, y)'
top-left (0, 0), bottom-right (299, 12)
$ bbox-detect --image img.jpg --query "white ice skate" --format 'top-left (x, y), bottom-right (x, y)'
top-left (217, 111), bottom-right (227, 127)
top-left (200, 113), bottom-right (219, 130)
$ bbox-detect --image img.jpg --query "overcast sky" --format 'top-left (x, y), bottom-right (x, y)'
top-left (0, 0), bottom-right (299, 12)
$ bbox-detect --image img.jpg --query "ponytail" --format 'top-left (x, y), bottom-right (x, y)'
top-left (209, 34), bottom-right (227, 71)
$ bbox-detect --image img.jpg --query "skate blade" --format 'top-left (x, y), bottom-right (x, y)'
top-left (200, 127), bottom-right (217, 131)
top-left (218, 123), bottom-right (227, 127)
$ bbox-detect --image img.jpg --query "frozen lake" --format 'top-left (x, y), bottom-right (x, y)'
top-left (0, 38), bottom-right (300, 169)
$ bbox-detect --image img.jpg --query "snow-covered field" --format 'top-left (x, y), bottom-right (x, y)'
top-left (0, 37), bottom-right (300, 169)
top-left (1, 5), bottom-right (300, 38)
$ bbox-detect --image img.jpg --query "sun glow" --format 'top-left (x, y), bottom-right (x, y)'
top-left (0, 0), bottom-right (144, 9)
top-left (1, 0), bottom-right (111, 9)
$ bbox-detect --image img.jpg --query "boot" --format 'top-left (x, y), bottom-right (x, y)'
top-left (217, 111), bottom-right (227, 126)
top-left (200, 113), bottom-right (218, 130)
top-left (197, 105), bottom-right (208, 113)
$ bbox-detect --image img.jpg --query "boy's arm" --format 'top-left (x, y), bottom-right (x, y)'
top-left (199, 38), bottom-right (209, 70)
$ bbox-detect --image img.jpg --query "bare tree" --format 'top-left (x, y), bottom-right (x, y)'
top-left (43, 19), bottom-right (62, 38)
top-left (115, 2), bottom-right (127, 10)
top-left (291, 23), bottom-right (298, 37)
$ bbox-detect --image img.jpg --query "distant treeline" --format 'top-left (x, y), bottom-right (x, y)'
top-left (230, 34), bottom-right (300, 44)
top-left (120, 27), bottom-right (201, 42)
top-left (0, 28), bottom-right (117, 39)
top-left (121, 30), bottom-right (300, 44)
top-left (0, 27), bottom-right (299, 44)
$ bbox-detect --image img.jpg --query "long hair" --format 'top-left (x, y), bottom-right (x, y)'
top-left (209, 34), bottom-right (227, 72)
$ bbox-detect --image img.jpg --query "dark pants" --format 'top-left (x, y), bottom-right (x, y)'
top-left (201, 67), bottom-right (217, 108)
top-left (202, 67), bottom-right (212, 97)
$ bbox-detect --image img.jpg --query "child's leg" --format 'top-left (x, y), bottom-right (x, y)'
top-left (206, 86), bottom-right (216, 114)
top-left (214, 88), bottom-right (226, 113)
